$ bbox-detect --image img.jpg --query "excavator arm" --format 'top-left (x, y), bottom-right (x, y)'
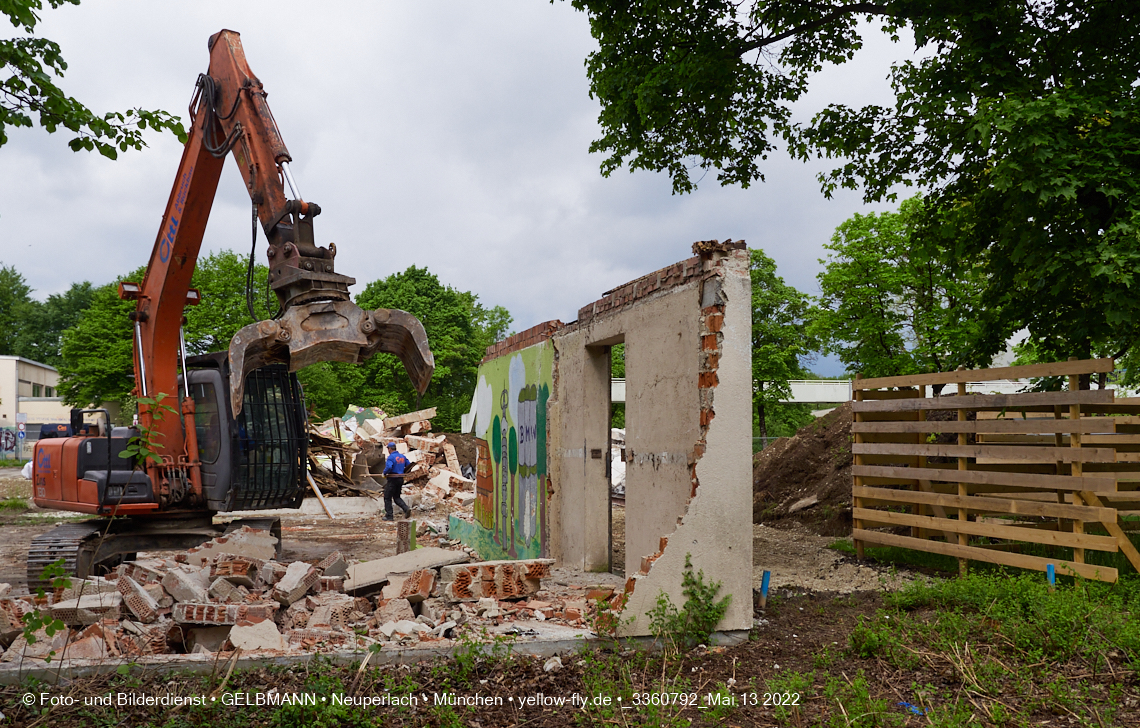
top-left (121, 29), bottom-right (433, 505)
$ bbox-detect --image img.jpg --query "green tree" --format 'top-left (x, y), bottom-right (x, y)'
top-left (56, 250), bottom-right (268, 412)
top-left (750, 248), bottom-right (815, 440)
top-left (184, 249), bottom-right (271, 355)
top-left (57, 269), bottom-right (142, 412)
top-left (298, 266), bottom-right (513, 429)
top-left (0, 263), bottom-right (32, 355)
top-left (12, 280), bottom-right (93, 366)
top-left (1, 0), bottom-right (183, 158)
top-left (811, 196), bottom-right (987, 383)
top-left (567, 1), bottom-right (1140, 364)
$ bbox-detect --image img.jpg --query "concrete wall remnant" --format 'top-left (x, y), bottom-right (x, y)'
top-left (455, 240), bottom-right (752, 636)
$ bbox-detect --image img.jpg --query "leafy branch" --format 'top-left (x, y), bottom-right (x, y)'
top-left (121, 392), bottom-right (176, 465)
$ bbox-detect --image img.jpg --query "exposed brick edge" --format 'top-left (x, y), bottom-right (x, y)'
top-left (614, 247), bottom-right (739, 609)
top-left (482, 320), bottom-right (565, 364)
top-left (577, 257), bottom-right (701, 326)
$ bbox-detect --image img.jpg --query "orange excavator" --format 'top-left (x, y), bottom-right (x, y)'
top-left (28, 30), bottom-right (434, 588)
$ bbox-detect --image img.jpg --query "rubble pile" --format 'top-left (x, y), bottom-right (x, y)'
top-left (309, 405), bottom-right (477, 514)
top-left (0, 528), bottom-right (607, 667)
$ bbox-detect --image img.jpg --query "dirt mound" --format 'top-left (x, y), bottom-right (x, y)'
top-left (753, 402), bottom-right (853, 536)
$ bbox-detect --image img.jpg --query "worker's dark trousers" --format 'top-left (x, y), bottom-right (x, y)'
top-left (384, 477), bottom-right (409, 519)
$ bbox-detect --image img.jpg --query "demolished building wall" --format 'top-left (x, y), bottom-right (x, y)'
top-left (455, 241), bottom-right (752, 636)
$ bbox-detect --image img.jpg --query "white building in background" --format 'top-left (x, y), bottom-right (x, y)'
top-left (0, 356), bottom-right (72, 459)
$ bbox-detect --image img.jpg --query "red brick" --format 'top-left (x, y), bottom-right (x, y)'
top-left (705, 313), bottom-right (724, 332)
top-left (397, 569), bottom-right (435, 604)
top-left (699, 371), bottom-right (719, 388)
top-left (704, 352), bottom-right (720, 370)
top-left (700, 409), bottom-right (716, 426)
top-left (701, 335), bottom-right (719, 351)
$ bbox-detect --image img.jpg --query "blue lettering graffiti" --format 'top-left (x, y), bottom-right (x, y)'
top-left (36, 449), bottom-right (50, 471)
top-left (159, 215), bottom-right (179, 262)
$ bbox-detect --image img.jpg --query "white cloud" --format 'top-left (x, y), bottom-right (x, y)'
top-left (0, 2), bottom-right (913, 376)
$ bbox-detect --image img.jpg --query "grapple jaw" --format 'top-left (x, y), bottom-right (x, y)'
top-left (227, 300), bottom-right (434, 414)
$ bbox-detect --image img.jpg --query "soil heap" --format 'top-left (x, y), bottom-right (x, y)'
top-left (752, 402), bottom-right (853, 536)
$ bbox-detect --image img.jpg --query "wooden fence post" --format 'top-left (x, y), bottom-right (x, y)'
top-left (957, 375), bottom-right (969, 577)
top-left (1068, 358), bottom-right (1085, 565)
top-left (854, 373), bottom-right (865, 560)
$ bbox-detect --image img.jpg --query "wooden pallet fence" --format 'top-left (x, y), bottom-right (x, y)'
top-left (851, 357), bottom-right (1140, 583)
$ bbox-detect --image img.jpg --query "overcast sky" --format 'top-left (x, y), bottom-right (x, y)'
top-left (0, 1), bottom-right (912, 376)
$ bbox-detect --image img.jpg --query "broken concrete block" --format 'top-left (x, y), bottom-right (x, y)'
top-left (0, 583), bottom-right (10, 598)
top-left (394, 619), bottom-right (429, 635)
top-left (64, 635), bottom-right (112, 661)
top-left (211, 557), bottom-right (259, 587)
top-left (426, 472), bottom-right (453, 497)
top-left (380, 575), bottom-right (409, 602)
top-left (475, 598), bottom-right (500, 618)
top-left (181, 526), bottom-right (277, 568)
top-left (374, 599), bottom-right (415, 624)
top-left (1, 626), bottom-right (68, 662)
top-left (431, 620), bottom-right (457, 638)
top-left (229, 619), bottom-right (287, 652)
top-left (209, 577), bottom-right (245, 603)
top-left (119, 619), bottom-right (169, 656)
top-left (787, 495), bottom-right (819, 514)
top-left (398, 570), bottom-right (435, 604)
top-left (143, 582), bottom-right (172, 608)
top-left (117, 576), bottom-right (160, 624)
top-left (172, 602), bottom-right (277, 626)
top-left (317, 551), bottom-right (348, 578)
top-left (442, 442), bottom-right (461, 474)
top-left (282, 602), bottom-right (310, 630)
top-left (344, 547), bottom-right (469, 594)
top-left (162, 568), bottom-right (209, 604)
top-left (185, 625), bottom-right (231, 653)
top-left (0, 598), bottom-right (31, 640)
top-left (408, 420), bottom-right (432, 435)
top-left (273, 562), bottom-right (320, 606)
top-left (307, 594), bottom-right (354, 630)
top-left (406, 434), bottom-right (445, 453)
top-left (57, 575), bottom-right (120, 603)
top-left (382, 407), bottom-right (437, 430)
top-left (259, 561), bottom-right (289, 586)
top-left (286, 628), bottom-right (352, 649)
top-left (318, 576), bottom-right (345, 593)
top-left (118, 561), bottom-right (167, 587)
top-left (51, 592), bottom-right (122, 625)
top-left (451, 492), bottom-right (476, 507)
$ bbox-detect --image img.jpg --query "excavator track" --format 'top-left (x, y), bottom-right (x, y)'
top-left (26, 521), bottom-right (107, 593)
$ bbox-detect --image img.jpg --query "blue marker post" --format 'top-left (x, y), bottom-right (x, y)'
top-left (759, 570), bottom-right (771, 609)
top-left (1047, 563), bottom-right (1056, 592)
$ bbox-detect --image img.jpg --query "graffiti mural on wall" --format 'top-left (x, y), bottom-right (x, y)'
top-left (456, 341), bottom-right (553, 561)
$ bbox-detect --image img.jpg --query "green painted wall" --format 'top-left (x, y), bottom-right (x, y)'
top-left (461, 341), bottom-right (554, 560)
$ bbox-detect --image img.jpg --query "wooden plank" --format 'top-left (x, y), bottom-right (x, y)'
top-left (854, 358), bottom-right (1114, 390)
top-left (853, 443), bottom-right (1117, 463)
top-left (852, 464), bottom-right (1117, 492)
top-left (853, 418), bottom-right (1117, 435)
top-left (854, 508), bottom-right (1119, 551)
top-left (858, 432), bottom-right (933, 444)
top-left (852, 486), bottom-right (1116, 521)
top-left (858, 453), bottom-right (921, 466)
top-left (859, 390), bottom-right (921, 400)
top-left (851, 528), bottom-right (1118, 582)
top-left (1079, 491), bottom-right (1140, 575)
top-left (853, 390), bottom-right (1114, 413)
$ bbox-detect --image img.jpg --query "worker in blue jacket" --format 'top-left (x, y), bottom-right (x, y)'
top-left (383, 441), bottom-right (413, 521)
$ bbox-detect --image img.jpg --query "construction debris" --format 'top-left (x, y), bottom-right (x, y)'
top-left (0, 517), bottom-right (609, 667)
top-left (306, 405), bottom-right (478, 515)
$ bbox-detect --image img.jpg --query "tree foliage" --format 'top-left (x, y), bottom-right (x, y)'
top-left (57, 268), bottom-right (141, 411)
top-left (811, 196), bottom-right (986, 380)
top-left (0, 263), bottom-right (32, 355)
top-left (303, 266), bottom-right (513, 430)
top-left (750, 248), bottom-right (814, 439)
top-left (568, 1), bottom-right (1140, 364)
top-left (184, 249), bottom-right (271, 355)
top-left (1, 0), bottom-right (184, 158)
top-left (12, 280), bottom-right (93, 366)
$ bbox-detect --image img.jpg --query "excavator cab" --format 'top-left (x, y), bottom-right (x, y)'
top-left (183, 354), bottom-right (308, 513)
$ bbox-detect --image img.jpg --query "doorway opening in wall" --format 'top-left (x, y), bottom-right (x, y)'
top-left (610, 342), bottom-right (626, 577)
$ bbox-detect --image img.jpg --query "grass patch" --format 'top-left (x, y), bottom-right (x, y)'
top-left (0, 496), bottom-right (28, 512)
